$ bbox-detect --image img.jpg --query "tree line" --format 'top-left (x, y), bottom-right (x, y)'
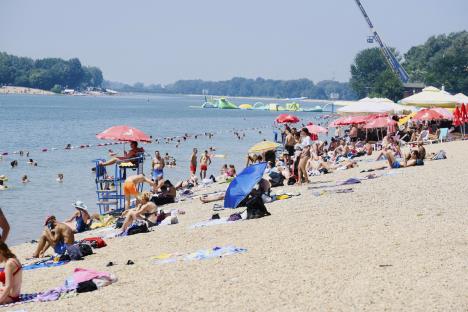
top-left (0, 52), bottom-right (103, 92)
top-left (104, 78), bottom-right (357, 100)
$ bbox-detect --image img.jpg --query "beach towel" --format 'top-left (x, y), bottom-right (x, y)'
top-left (153, 246), bottom-right (247, 264)
top-left (431, 150), bottom-right (447, 160)
top-left (312, 188), bottom-right (354, 197)
top-left (190, 218), bottom-right (232, 229)
top-left (308, 178), bottom-right (361, 190)
top-left (22, 259), bottom-right (69, 271)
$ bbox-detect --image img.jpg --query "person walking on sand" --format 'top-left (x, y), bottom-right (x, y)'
top-left (123, 174), bottom-right (155, 210)
top-left (190, 148), bottom-right (198, 175)
top-left (200, 150), bottom-right (211, 179)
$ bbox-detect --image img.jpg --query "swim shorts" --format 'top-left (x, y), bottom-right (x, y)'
top-left (392, 161), bottom-right (401, 169)
top-left (152, 169), bottom-right (164, 180)
top-left (54, 241), bottom-right (68, 255)
top-left (190, 165), bottom-right (196, 174)
top-left (285, 145), bottom-right (295, 156)
top-left (200, 164), bottom-right (208, 171)
top-left (123, 181), bottom-right (138, 196)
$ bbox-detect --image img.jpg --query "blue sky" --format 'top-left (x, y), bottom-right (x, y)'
top-left (1, 0), bottom-right (467, 84)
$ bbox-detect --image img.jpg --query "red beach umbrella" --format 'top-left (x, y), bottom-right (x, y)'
top-left (430, 107), bottom-right (453, 120)
top-left (412, 108), bottom-right (445, 121)
top-left (96, 125), bottom-right (152, 143)
top-left (363, 117), bottom-right (397, 129)
top-left (275, 114), bottom-right (300, 123)
top-left (461, 104), bottom-right (468, 122)
top-left (306, 124), bottom-right (328, 134)
top-left (453, 106), bottom-right (462, 126)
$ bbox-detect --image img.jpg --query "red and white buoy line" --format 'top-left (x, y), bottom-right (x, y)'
top-left (0, 125), bottom-right (270, 157)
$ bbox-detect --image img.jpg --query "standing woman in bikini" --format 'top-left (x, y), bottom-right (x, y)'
top-left (0, 242), bottom-right (22, 304)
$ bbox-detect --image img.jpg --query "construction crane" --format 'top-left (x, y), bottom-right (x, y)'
top-left (353, 0), bottom-right (410, 83)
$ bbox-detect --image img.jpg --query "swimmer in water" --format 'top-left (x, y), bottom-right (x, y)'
top-left (0, 180), bottom-right (7, 191)
top-left (57, 173), bottom-right (64, 182)
top-left (21, 175), bottom-right (29, 183)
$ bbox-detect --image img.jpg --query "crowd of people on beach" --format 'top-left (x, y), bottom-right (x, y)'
top-left (0, 113), bottom-right (457, 306)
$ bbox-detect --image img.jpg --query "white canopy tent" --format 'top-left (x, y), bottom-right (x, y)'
top-left (453, 93), bottom-right (468, 104)
top-left (337, 97), bottom-right (417, 115)
top-left (400, 86), bottom-right (458, 108)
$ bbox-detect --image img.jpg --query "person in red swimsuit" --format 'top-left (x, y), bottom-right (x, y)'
top-left (190, 148), bottom-right (198, 175)
top-left (0, 242), bottom-right (22, 304)
top-left (199, 150), bottom-right (211, 179)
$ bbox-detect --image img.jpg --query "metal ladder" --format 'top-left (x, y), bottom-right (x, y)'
top-left (94, 154), bottom-right (145, 214)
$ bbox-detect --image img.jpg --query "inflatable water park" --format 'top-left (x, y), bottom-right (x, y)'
top-left (191, 96), bottom-right (329, 112)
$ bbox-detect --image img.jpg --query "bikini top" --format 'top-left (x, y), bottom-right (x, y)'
top-left (0, 258), bottom-right (22, 284)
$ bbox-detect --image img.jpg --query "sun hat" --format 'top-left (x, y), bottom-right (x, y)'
top-left (0, 175), bottom-right (8, 181)
top-left (73, 200), bottom-right (88, 211)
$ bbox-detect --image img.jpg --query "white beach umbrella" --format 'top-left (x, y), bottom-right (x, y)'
top-left (453, 93), bottom-right (468, 104)
top-left (400, 86), bottom-right (458, 108)
top-left (337, 97), bottom-right (416, 115)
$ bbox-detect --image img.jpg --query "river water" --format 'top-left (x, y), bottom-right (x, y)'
top-left (0, 93), bottom-right (330, 245)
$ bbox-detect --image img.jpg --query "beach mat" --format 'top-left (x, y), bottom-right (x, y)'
top-left (153, 246), bottom-right (247, 264)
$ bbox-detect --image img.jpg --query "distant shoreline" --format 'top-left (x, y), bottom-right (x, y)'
top-left (0, 86), bottom-right (55, 95)
top-left (179, 93), bottom-right (332, 103)
top-left (0, 86), bottom-right (334, 103)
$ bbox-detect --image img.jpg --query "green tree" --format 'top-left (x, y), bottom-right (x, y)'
top-left (50, 84), bottom-right (62, 93)
top-left (350, 47), bottom-right (403, 100)
top-left (404, 31), bottom-right (468, 94)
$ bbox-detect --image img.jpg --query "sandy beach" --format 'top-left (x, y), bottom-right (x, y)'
top-left (3, 140), bottom-right (467, 311)
top-left (0, 86), bottom-right (55, 96)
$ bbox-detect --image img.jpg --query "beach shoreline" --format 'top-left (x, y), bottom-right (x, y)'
top-left (0, 86), bottom-right (55, 96)
top-left (4, 140), bottom-right (467, 311)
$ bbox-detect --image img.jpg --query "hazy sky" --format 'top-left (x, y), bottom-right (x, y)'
top-left (1, 0), bottom-right (467, 84)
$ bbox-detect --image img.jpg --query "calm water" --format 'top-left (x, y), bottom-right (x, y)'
top-left (0, 93), bottom-right (329, 245)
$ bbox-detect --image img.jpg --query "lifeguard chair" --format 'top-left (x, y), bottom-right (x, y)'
top-left (93, 154), bottom-right (145, 214)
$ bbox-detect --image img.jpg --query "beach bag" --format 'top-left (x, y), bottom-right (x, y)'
top-left (431, 150), bottom-right (446, 160)
top-left (115, 217), bottom-right (125, 229)
top-left (76, 280), bottom-right (98, 293)
top-left (127, 223), bottom-right (149, 236)
top-left (227, 213), bottom-right (242, 222)
top-left (78, 243), bottom-right (93, 257)
top-left (66, 244), bottom-right (83, 261)
top-left (82, 237), bottom-right (107, 249)
top-left (246, 195), bottom-right (271, 220)
top-left (287, 177), bottom-right (296, 185)
top-left (269, 172), bottom-right (284, 187)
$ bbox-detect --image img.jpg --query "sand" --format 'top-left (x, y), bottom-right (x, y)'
top-left (0, 86), bottom-right (55, 95)
top-left (4, 141), bottom-right (468, 311)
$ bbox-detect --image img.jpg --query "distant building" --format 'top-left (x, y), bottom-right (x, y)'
top-left (403, 82), bottom-right (425, 98)
top-left (63, 89), bottom-right (75, 95)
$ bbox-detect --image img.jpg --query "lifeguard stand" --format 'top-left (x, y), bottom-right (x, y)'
top-left (94, 154), bottom-right (145, 214)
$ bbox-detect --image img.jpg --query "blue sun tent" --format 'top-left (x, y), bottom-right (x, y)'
top-left (224, 162), bottom-right (267, 208)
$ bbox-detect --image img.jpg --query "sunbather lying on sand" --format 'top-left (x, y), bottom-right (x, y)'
top-left (379, 150), bottom-right (422, 169)
top-left (200, 192), bottom-right (225, 203)
top-left (175, 175), bottom-right (198, 190)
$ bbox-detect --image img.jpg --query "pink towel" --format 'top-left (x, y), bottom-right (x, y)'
top-left (73, 268), bottom-right (110, 284)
